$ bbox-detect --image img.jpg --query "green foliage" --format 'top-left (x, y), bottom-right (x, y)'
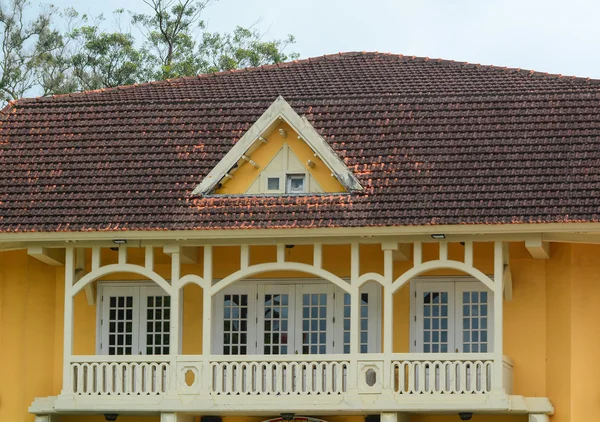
top-left (0, 0), bottom-right (61, 101)
top-left (0, 0), bottom-right (298, 102)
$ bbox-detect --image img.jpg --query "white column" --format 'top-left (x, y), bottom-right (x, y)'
top-left (61, 247), bottom-right (75, 394)
top-left (382, 246), bottom-right (395, 355)
top-left (202, 246), bottom-right (213, 355)
top-left (170, 247), bottom-right (181, 354)
top-left (493, 241), bottom-right (504, 392)
top-left (529, 415), bottom-right (549, 422)
top-left (350, 243), bottom-right (360, 356)
top-left (168, 246), bottom-right (181, 395)
top-left (201, 246), bottom-right (213, 394)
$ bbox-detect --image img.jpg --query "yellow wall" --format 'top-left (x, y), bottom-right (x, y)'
top-left (2, 241), bottom-right (600, 421)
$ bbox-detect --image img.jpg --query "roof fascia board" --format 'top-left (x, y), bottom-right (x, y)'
top-left (192, 96), bottom-right (362, 196)
top-left (1, 223), bottom-right (600, 243)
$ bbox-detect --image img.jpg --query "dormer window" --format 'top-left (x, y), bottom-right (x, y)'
top-left (286, 174), bottom-right (305, 193)
top-left (192, 96), bottom-right (363, 196)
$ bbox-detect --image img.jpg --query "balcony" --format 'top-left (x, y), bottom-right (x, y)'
top-left (30, 240), bottom-right (552, 420)
top-left (61, 353), bottom-right (514, 413)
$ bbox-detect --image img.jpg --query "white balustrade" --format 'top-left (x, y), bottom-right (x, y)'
top-left (71, 356), bottom-right (171, 396)
top-left (68, 354), bottom-right (513, 398)
top-left (391, 353), bottom-right (495, 395)
top-left (207, 356), bottom-right (349, 395)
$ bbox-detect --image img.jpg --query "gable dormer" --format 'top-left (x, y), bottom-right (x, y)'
top-left (192, 96), bottom-right (362, 196)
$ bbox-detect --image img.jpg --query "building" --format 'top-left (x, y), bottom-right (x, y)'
top-left (0, 52), bottom-right (598, 422)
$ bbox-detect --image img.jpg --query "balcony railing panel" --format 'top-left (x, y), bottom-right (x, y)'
top-left (67, 353), bottom-right (513, 398)
top-left (71, 356), bottom-right (171, 396)
top-left (391, 353), bottom-right (494, 394)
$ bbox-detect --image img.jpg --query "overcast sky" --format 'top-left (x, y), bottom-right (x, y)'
top-left (51, 0), bottom-right (600, 79)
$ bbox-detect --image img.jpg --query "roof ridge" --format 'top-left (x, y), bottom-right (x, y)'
top-left (11, 51), bottom-right (600, 106)
top-left (14, 87), bottom-right (600, 108)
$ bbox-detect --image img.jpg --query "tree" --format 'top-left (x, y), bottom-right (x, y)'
top-left (0, 0), bottom-right (62, 102)
top-left (0, 0), bottom-right (299, 102)
top-left (132, 0), bottom-right (298, 80)
top-left (68, 11), bottom-right (143, 91)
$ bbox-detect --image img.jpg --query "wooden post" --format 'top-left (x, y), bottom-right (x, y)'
top-left (493, 241), bottom-right (504, 392)
top-left (62, 247), bottom-right (75, 394)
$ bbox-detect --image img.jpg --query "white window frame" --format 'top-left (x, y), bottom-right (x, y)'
top-left (96, 282), bottom-right (178, 355)
top-left (410, 276), bottom-right (494, 353)
top-left (295, 283), bottom-right (335, 354)
top-left (261, 173), bottom-right (285, 194)
top-left (257, 284), bottom-right (296, 355)
top-left (212, 278), bottom-right (382, 355)
top-left (286, 174), bottom-right (307, 193)
top-left (212, 284), bottom-right (257, 355)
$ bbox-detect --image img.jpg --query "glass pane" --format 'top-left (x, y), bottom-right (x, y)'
top-left (421, 289), bottom-right (449, 354)
top-left (267, 177), bottom-right (280, 190)
top-left (461, 290), bottom-right (491, 354)
top-left (107, 295), bottom-right (135, 356)
top-left (263, 292), bottom-right (289, 355)
top-left (302, 293), bottom-right (327, 354)
top-left (144, 295), bottom-right (171, 355)
top-left (223, 293), bottom-right (249, 355)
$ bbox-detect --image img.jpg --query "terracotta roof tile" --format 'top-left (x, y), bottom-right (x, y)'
top-left (1, 52), bottom-right (600, 232)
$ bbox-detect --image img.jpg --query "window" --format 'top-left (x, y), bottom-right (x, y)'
top-left (213, 281), bottom-right (381, 355)
top-left (286, 174), bottom-right (305, 193)
top-left (267, 177), bottom-right (280, 191)
top-left (411, 279), bottom-right (493, 353)
top-left (98, 284), bottom-right (171, 355)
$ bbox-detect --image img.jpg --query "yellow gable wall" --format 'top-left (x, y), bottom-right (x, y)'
top-left (215, 121), bottom-right (346, 194)
top-left (2, 242), bottom-right (600, 421)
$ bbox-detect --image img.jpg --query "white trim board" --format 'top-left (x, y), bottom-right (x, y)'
top-left (192, 96), bottom-right (363, 195)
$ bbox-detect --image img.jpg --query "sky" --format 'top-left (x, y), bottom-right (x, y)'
top-left (46, 0), bottom-right (600, 79)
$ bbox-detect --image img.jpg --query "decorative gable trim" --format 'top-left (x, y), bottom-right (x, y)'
top-left (192, 96), bottom-right (363, 196)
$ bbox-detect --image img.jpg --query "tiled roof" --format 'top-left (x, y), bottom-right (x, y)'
top-left (1, 52), bottom-right (599, 233)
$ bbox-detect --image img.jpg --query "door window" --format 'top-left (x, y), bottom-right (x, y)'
top-left (413, 280), bottom-right (493, 353)
top-left (99, 285), bottom-right (171, 355)
top-left (214, 281), bottom-right (381, 355)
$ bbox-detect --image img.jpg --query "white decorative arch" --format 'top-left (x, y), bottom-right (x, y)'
top-left (357, 272), bottom-right (386, 287)
top-left (71, 264), bottom-right (173, 297)
top-left (179, 274), bottom-right (208, 290)
top-left (208, 262), bottom-right (356, 296)
top-left (391, 260), bottom-right (495, 293)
